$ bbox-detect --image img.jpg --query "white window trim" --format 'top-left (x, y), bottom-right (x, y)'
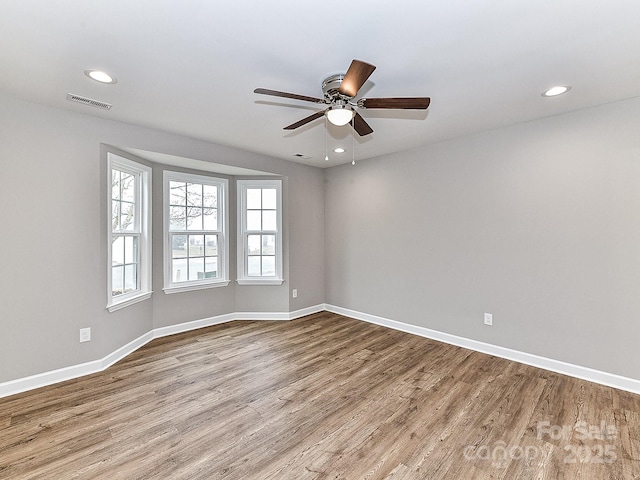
top-left (236, 278), bottom-right (284, 286)
top-left (237, 179), bottom-right (284, 286)
top-left (107, 153), bottom-right (152, 312)
top-left (163, 171), bottom-right (229, 294)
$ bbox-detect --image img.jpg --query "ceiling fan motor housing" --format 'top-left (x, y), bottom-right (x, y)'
top-left (322, 74), bottom-right (348, 101)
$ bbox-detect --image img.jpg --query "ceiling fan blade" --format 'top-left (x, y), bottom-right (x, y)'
top-left (254, 88), bottom-right (325, 104)
top-left (338, 60), bottom-right (376, 98)
top-left (359, 97), bottom-right (431, 109)
top-left (352, 112), bottom-right (374, 136)
top-left (283, 111), bottom-right (326, 130)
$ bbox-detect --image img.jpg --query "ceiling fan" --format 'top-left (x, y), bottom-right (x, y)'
top-left (254, 59), bottom-right (431, 136)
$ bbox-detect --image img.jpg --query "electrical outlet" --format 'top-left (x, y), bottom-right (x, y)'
top-left (484, 313), bottom-right (493, 326)
top-left (79, 327), bottom-right (91, 343)
top-left (292, 289), bottom-right (298, 298)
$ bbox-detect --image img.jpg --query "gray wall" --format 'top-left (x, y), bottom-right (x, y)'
top-left (3, 89), bottom-right (639, 386)
top-left (0, 94), bottom-right (325, 383)
top-left (325, 96), bottom-right (640, 380)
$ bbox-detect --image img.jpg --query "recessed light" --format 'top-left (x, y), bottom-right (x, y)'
top-left (333, 147), bottom-right (346, 153)
top-left (84, 69), bottom-right (117, 84)
top-left (542, 85), bottom-right (570, 97)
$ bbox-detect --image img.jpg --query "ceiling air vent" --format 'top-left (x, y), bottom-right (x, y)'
top-left (292, 153), bottom-right (312, 160)
top-left (66, 93), bottom-right (112, 110)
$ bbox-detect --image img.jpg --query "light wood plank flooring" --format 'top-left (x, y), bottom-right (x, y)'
top-left (1, 312), bottom-right (639, 479)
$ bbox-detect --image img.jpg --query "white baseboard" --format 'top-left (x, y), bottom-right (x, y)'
top-left (153, 313), bottom-right (236, 339)
top-left (0, 304), bottom-right (325, 399)
top-left (7, 303), bottom-right (635, 399)
top-left (0, 359), bottom-right (102, 400)
top-left (234, 311), bottom-right (291, 321)
top-left (287, 304), bottom-right (327, 320)
top-left (325, 304), bottom-right (640, 396)
top-left (102, 331), bottom-right (155, 371)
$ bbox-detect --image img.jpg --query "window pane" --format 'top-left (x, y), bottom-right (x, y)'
top-left (121, 202), bottom-right (135, 231)
top-left (170, 181), bottom-right (186, 206)
top-left (203, 208), bottom-right (217, 230)
top-left (248, 235), bottom-right (261, 255)
top-left (189, 257), bottom-right (204, 281)
top-left (262, 256), bottom-right (276, 276)
top-left (247, 256), bottom-right (261, 276)
top-left (203, 185), bottom-right (217, 208)
top-left (112, 266), bottom-right (124, 295)
top-left (205, 257), bottom-right (218, 278)
top-left (172, 235), bottom-right (187, 258)
top-left (124, 236), bottom-right (137, 264)
top-left (186, 207), bottom-right (203, 231)
top-left (262, 211), bottom-right (277, 231)
top-left (247, 210), bottom-right (261, 230)
top-left (121, 173), bottom-right (135, 202)
top-left (112, 170), bottom-right (120, 200)
top-left (262, 235), bottom-right (275, 255)
top-left (124, 264), bottom-right (137, 292)
top-left (112, 236), bottom-right (124, 265)
top-left (112, 200), bottom-right (120, 230)
top-left (172, 258), bottom-right (187, 283)
top-left (187, 183), bottom-right (202, 207)
top-left (205, 235), bottom-right (217, 256)
top-left (247, 188), bottom-right (261, 209)
top-left (170, 206), bottom-right (186, 230)
top-left (262, 189), bottom-right (277, 209)
top-left (188, 235), bottom-right (204, 256)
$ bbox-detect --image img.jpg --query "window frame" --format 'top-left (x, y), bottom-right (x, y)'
top-left (237, 179), bottom-right (283, 285)
top-left (163, 170), bottom-right (229, 294)
top-left (107, 153), bottom-right (152, 312)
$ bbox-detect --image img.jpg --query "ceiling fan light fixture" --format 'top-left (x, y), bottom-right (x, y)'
top-left (326, 105), bottom-right (355, 126)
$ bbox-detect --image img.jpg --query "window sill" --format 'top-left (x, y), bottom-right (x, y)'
top-left (163, 280), bottom-right (230, 295)
top-left (107, 291), bottom-right (153, 313)
top-left (236, 278), bottom-right (284, 286)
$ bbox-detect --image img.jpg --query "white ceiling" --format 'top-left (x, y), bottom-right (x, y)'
top-left (2, 1), bottom-right (640, 168)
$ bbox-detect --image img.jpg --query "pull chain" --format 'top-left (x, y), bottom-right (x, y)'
top-left (351, 118), bottom-right (356, 165)
top-left (324, 116), bottom-right (329, 161)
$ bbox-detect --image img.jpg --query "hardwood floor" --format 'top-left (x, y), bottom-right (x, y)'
top-left (1, 311), bottom-right (639, 479)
